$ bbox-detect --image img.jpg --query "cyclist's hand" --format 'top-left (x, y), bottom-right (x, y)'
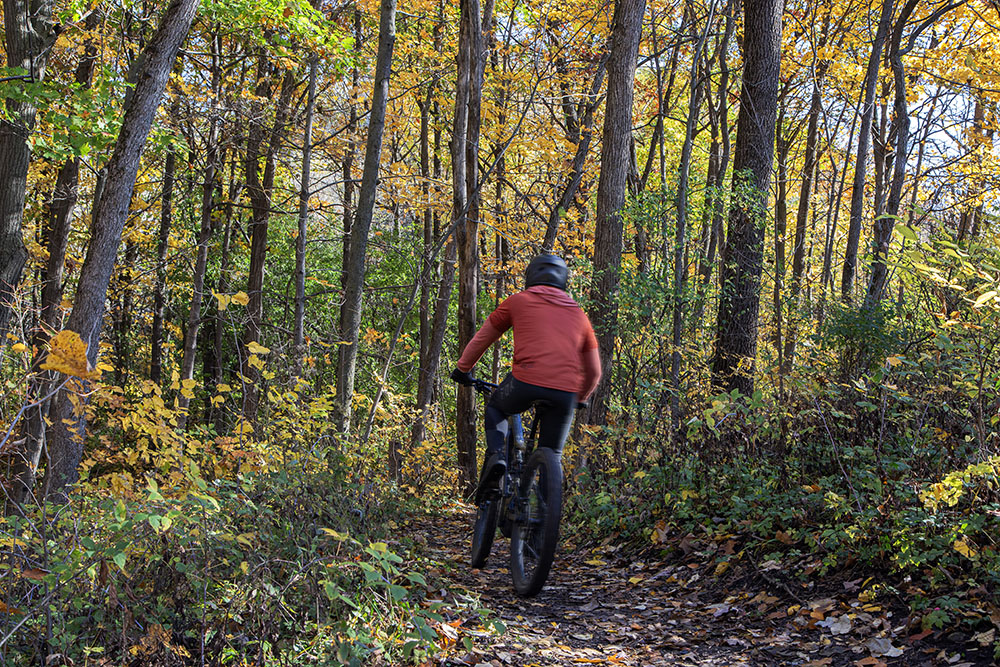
top-left (450, 367), bottom-right (475, 386)
top-left (576, 401), bottom-right (589, 411)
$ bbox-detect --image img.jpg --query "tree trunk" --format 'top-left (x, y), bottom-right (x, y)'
top-left (411, 7), bottom-right (447, 452)
top-left (293, 55), bottom-right (319, 377)
top-left (865, 0), bottom-right (919, 308)
top-left (0, 0), bottom-right (57, 338)
top-left (588, 0), bottom-right (646, 426)
top-left (150, 148), bottom-right (175, 384)
top-left (821, 108), bottom-right (856, 298)
top-left (242, 64), bottom-right (297, 423)
top-left (410, 237), bottom-right (456, 451)
top-left (783, 74), bottom-right (823, 366)
top-left (177, 31), bottom-right (222, 428)
top-left (670, 0), bottom-right (717, 431)
top-left (711, 0), bottom-right (783, 395)
top-left (694, 0), bottom-right (735, 335)
top-left (14, 10), bottom-right (105, 506)
top-left (454, 0), bottom-right (486, 494)
top-left (335, 0), bottom-right (397, 433)
top-left (544, 60), bottom-right (607, 251)
top-left (772, 120), bottom-right (791, 377)
top-left (841, 0), bottom-right (894, 301)
top-left (43, 0), bottom-right (199, 501)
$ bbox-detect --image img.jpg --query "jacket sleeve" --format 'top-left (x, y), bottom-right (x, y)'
top-left (579, 346), bottom-right (602, 401)
top-left (456, 296), bottom-right (515, 372)
top-left (579, 316), bottom-right (601, 400)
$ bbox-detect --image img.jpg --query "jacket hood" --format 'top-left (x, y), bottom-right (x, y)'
top-left (525, 285), bottom-right (579, 308)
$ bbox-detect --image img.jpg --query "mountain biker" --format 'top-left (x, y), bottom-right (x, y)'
top-left (451, 253), bottom-right (602, 501)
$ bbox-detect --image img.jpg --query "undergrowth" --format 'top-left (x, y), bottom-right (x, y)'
top-left (563, 343), bottom-right (1000, 652)
top-left (0, 379), bottom-right (495, 666)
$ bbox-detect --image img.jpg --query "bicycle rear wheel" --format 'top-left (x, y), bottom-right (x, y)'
top-left (471, 497), bottom-right (500, 568)
top-left (510, 447), bottom-right (562, 596)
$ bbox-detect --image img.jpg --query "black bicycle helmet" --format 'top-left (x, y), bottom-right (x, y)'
top-left (524, 253), bottom-right (569, 290)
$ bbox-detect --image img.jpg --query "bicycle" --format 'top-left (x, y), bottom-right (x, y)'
top-left (467, 378), bottom-right (563, 597)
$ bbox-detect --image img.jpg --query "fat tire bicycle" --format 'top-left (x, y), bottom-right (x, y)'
top-left (467, 379), bottom-right (563, 597)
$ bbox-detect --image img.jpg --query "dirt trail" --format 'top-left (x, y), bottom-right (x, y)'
top-left (413, 505), bottom-right (992, 667)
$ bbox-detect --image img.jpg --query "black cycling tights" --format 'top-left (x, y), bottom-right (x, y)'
top-left (484, 374), bottom-right (576, 459)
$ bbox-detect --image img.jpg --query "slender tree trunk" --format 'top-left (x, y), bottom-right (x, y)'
top-left (588, 0), bottom-right (646, 426)
top-left (335, 0), bottom-right (397, 433)
top-left (242, 65), bottom-right (297, 423)
top-left (822, 108), bottom-right (856, 298)
top-left (841, 0), bottom-right (894, 301)
top-left (411, 8), bottom-right (447, 451)
top-left (0, 0), bottom-right (57, 338)
top-left (151, 149), bottom-right (175, 384)
top-left (293, 55), bottom-right (319, 377)
top-left (772, 122), bottom-right (791, 378)
top-left (455, 0), bottom-right (487, 494)
top-left (790, 79), bottom-right (823, 301)
top-left (670, 0), bottom-right (717, 431)
top-left (341, 11), bottom-right (362, 293)
top-left (545, 60), bottom-right (607, 251)
top-left (416, 89), bottom-right (434, 404)
top-left (210, 167), bottom-right (240, 429)
top-left (711, 0), bottom-right (783, 395)
top-left (410, 237), bottom-right (456, 451)
top-left (15, 11), bottom-right (105, 505)
top-left (865, 0), bottom-right (919, 308)
top-left (43, 0), bottom-right (199, 501)
top-left (783, 75), bottom-right (824, 366)
top-left (702, 0), bottom-right (736, 288)
top-left (177, 32), bottom-right (222, 428)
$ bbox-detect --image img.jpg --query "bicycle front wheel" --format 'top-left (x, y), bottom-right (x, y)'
top-left (471, 497), bottom-right (500, 568)
top-left (510, 447), bottom-right (562, 596)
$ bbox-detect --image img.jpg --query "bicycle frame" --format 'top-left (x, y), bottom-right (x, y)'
top-left (467, 377), bottom-right (562, 595)
top-left (470, 380), bottom-right (540, 533)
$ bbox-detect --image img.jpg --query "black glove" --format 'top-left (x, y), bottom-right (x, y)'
top-left (451, 367), bottom-right (474, 386)
top-left (576, 401), bottom-right (589, 411)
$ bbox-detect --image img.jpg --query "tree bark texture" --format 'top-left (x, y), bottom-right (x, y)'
top-left (671, 0), bottom-right (716, 430)
top-left (177, 33), bottom-right (222, 429)
top-left (454, 0), bottom-right (486, 494)
top-left (588, 0), bottom-right (646, 425)
top-left (294, 55), bottom-right (319, 376)
top-left (150, 149), bottom-right (175, 384)
top-left (865, 0), bottom-right (918, 308)
top-left (0, 0), bottom-right (57, 338)
top-left (841, 0), bottom-right (894, 301)
top-left (710, 0), bottom-right (783, 395)
top-left (242, 66), bottom-right (297, 423)
top-left (43, 0), bottom-right (199, 500)
top-left (545, 59), bottom-right (607, 252)
top-left (335, 0), bottom-right (397, 433)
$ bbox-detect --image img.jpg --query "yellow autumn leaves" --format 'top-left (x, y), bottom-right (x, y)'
top-left (41, 330), bottom-right (101, 380)
top-left (213, 290), bottom-right (249, 311)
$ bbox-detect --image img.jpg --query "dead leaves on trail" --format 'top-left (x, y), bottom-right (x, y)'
top-left (416, 506), bottom-right (996, 666)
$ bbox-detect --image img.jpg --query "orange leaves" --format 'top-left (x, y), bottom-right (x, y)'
top-left (42, 330), bottom-right (100, 380)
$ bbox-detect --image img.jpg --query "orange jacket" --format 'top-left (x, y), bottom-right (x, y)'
top-left (457, 286), bottom-right (602, 398)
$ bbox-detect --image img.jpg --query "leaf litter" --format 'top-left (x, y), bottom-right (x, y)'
top-left (405, 504), bottom-right (997, 666)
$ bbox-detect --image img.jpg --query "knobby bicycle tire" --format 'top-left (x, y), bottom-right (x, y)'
top-left (471, 497), bottom-right (500, 568)
top-left (510, 447), bottom-right (562, 596)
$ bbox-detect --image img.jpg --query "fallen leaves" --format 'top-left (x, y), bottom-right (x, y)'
top-left (413, 506), bottom-right (995, 667)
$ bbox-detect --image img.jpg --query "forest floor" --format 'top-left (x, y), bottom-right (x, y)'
top-left (405, 504), bottom-right (996, 667)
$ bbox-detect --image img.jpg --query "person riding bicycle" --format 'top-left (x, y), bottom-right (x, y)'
top-left (451, 253), bottom-right (602, 502)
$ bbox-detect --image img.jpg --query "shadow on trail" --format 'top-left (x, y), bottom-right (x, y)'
top-left (414, 504), bottom-right (989, 667)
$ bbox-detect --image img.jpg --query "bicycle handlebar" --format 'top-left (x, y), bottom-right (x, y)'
top-left (471, 378), bottom-right (498, 395)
